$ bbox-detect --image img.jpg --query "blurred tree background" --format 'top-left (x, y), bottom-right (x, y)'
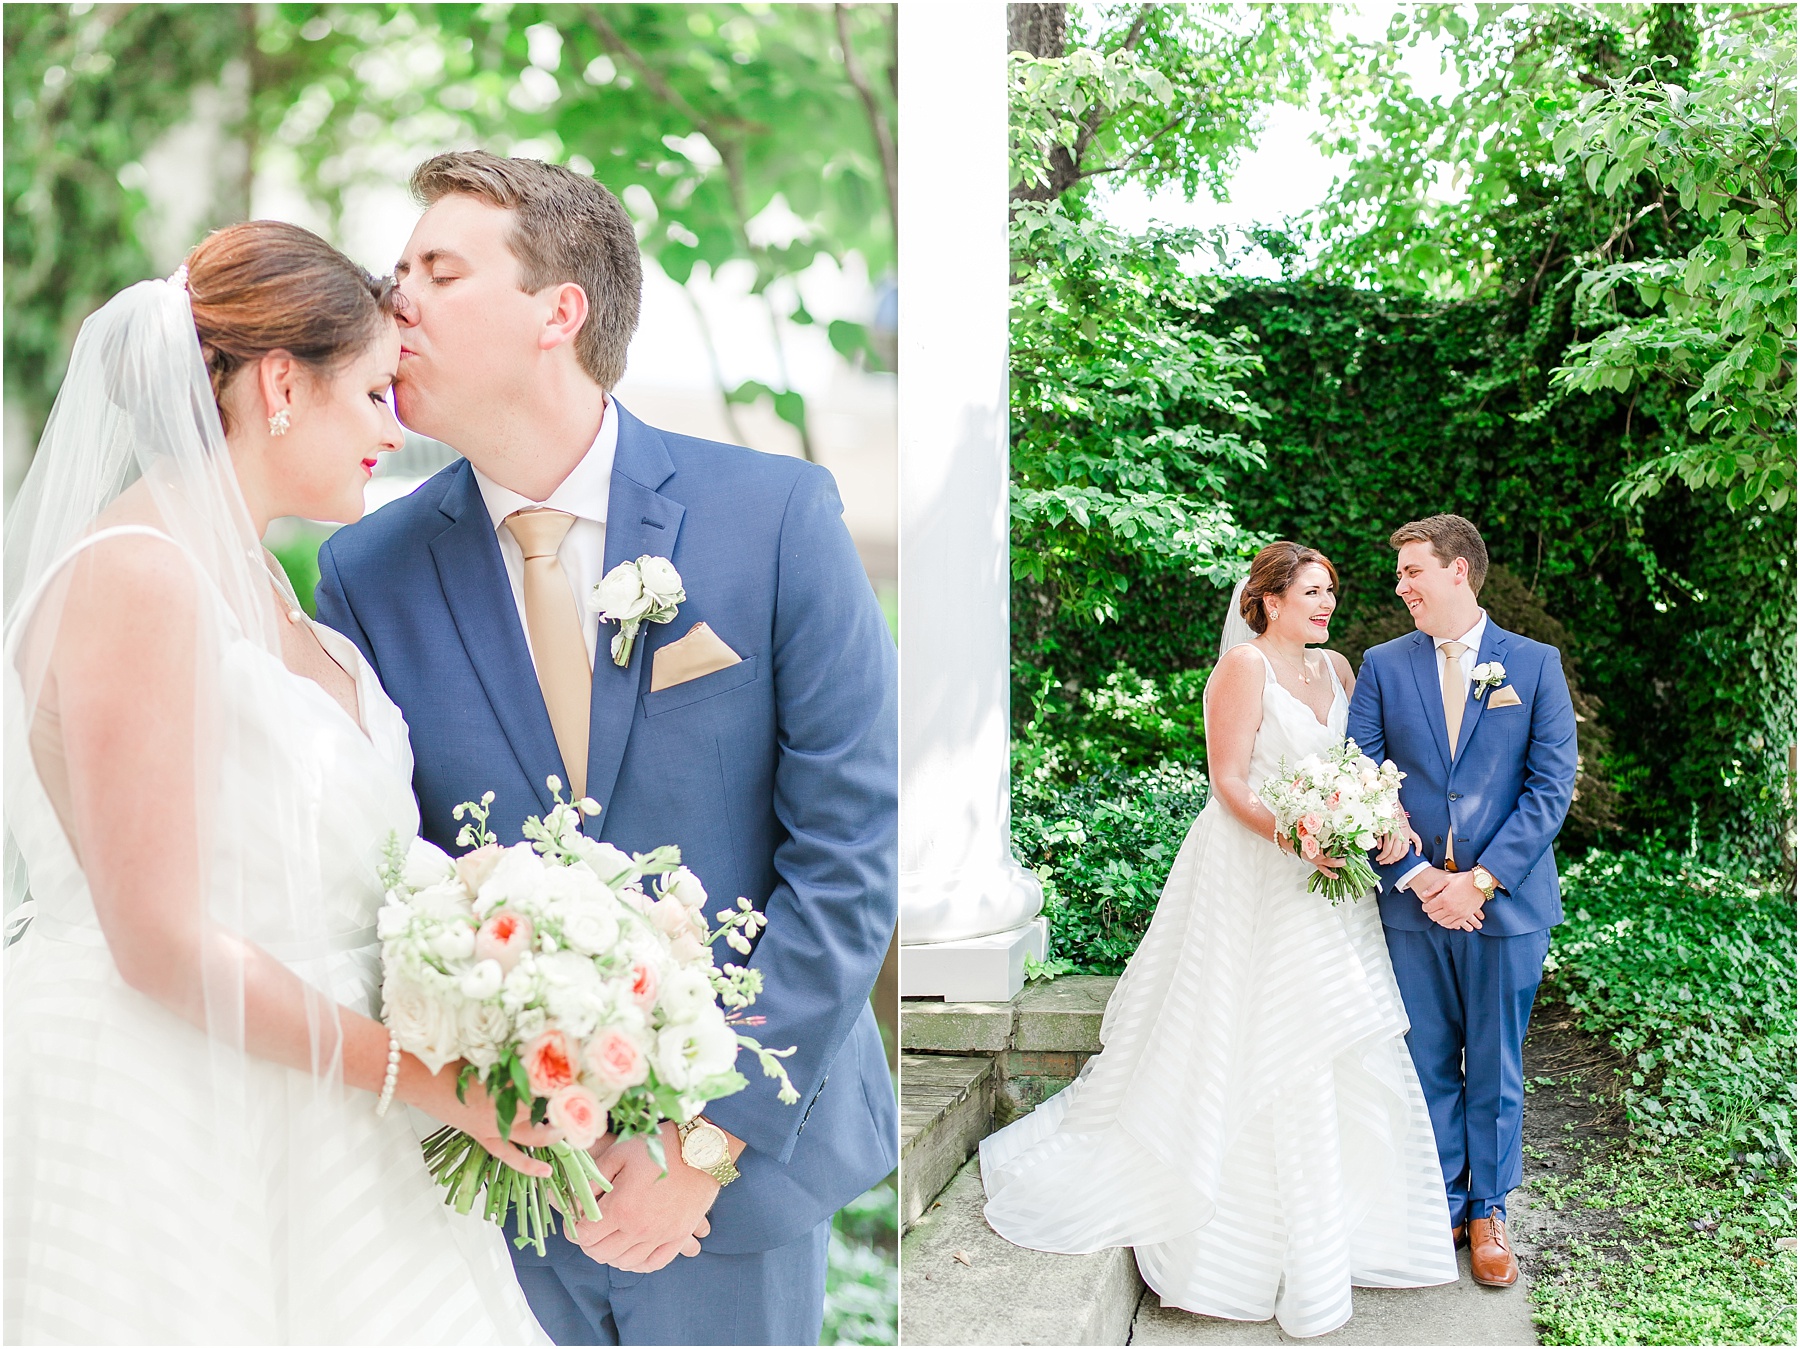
top-left (4, 4), bottom-right (896, 1341)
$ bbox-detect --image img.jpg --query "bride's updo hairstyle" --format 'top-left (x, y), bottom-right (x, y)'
top-left (1240, 541), bottom-right (1339, 634)
top-left (182, 220), bottom-right (398, 433)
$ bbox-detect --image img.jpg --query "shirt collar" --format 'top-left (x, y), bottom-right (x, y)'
top-left (1444, 609), bottom-right (1488, 653)
top-left (471, 395), bottom-right (617, 532)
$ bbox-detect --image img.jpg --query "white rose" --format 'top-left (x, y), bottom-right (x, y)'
top-left (562, 904), bottom-right (621, 958)
top-left (430, 922), bottom-right (477, 965)
top-left (501, 958), bottom-right (543, 1010)
top-left (568, 837), bottom-right (637, 890)
top-left (659, 867), bottom-right (708, 910)
top-left (457, 998), bottom-right (513, 1069)
top-left (383, 976), bottom-right (460, 1075)
top-left (478, 844), bottom-right (548, 916)
top-left (401, 836), bottom-right (458, 891)
top-left (412, 881), bottom-right (476, 923)
top-left (460, 958), bottom-right (505, 1001)
top-left (658, 966), bottom-right (715, 1025)
top-left (590, 562), bottom-right (652, 622)
top-left (543, 864), bottom-right (606, 909)
top-left (637, 556), bottom-right (684, 607)
top-left (540, 951), bottom-right (607, 1038)
top-left (376, 900), bottom-right (412, 941)
top-left (513, 1006), bottom-right (548, 1040)
top-left (691, 1011), bottom-right (739, 1080)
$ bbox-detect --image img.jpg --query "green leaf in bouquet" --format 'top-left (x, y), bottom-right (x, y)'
top-left (690, 1070), bottom-right (749, 1101)
top-left (645, 1130), bottom-right (668, 1175)
top-left (455, 1062), bottom-right (477, 1106)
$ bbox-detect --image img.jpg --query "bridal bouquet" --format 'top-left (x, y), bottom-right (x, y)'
top-left (1259, 739), bottom-right (1407, 904)
top-left (375, 779), bottom-right (798, 1254)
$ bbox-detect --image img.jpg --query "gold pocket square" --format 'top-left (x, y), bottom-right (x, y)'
top-left (1486, 685), bottom-right (1523, 708)
top-left (651, 622), bottom-right (742, 692)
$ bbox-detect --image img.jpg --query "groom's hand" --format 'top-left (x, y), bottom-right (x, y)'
top-left (569, 1121), bottom-right (740, 1273)
top-left (1421, 872), bottom-right (1486, 931)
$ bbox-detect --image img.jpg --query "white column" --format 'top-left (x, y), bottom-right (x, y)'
top-left (896, 1), bottom-right (1044, 1002)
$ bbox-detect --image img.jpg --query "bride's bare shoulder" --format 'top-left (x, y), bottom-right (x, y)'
top-left (1322, 649), bottom-right (1354, 684)
top-left (1210, 643), bottom-right (1267, 692)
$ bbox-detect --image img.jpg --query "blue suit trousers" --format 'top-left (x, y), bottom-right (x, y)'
top-left (1386, 925), bottom-right (1551, 1224)
top-left (512, 1218), bottom-right (831, 1346)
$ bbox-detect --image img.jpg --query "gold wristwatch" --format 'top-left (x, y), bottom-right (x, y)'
top-left (677, 1117), bottom-right (740, 1187)
top-left (1470, 865), bottom-right (1499, 902)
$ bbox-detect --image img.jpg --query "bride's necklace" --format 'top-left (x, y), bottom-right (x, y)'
top-left (1269, 644), bottom-right (1316, 686)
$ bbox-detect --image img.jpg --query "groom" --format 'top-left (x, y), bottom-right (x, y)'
top-left (1345, 515), bottom-right (1576, 1290)
top-left (315, 151), bottom-right (898, 1344)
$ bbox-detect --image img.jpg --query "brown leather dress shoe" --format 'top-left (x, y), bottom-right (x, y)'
top-left (1468, 1215), bottom-right (1519, 1287)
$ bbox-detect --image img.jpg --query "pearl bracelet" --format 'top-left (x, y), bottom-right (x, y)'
top-left (375, 1032), bottom-right (401, 1117)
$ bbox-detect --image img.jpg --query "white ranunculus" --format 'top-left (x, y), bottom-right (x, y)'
top-left (637, 556), bottom-right (684, 607)
top-left (501, 958), bottom-right (543, 1011)
top-left (543, 863), bottom-right (606, 910)
top-left (401, 836), bottom-right (457, 890)
top-left (457, 999), bottom-right (513, 1070)
top-left (430, 922), bottom-right (477, 965)
top-left (660, 866), bottom-right (708, 910)
top-left (658, 966), bottom-right (715, 1025)
top-left (691, 1011), bottom-right (740, 1079)
top-left (562, 904), bottom-right (621, 958)
top-left (460, 958), bottom-right (505, 1001)
top-left (384, 976), bottom-right (461, 1075)
top-left (651, 1025), bottom-right (698, 1090)
top-left (513, 1006), bottom-right (548, 1041)
top-left (590, 563), bottom-right (652, 622)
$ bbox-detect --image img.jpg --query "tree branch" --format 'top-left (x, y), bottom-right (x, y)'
top-left (835, 4), bottom-right (896, 240)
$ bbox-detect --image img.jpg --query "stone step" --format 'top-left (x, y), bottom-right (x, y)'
top-left (901, 1155), bottom-right (1147, 1346)
top-left (899, 1053), bottom-right (994, 1230)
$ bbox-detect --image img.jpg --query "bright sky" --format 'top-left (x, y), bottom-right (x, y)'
top-left (1094, 3), bottom-right (1462, 274)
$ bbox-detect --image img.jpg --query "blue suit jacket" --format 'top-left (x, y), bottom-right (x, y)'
top-left (315, 402), bottom-right (898, 1254)
top-left (1345, 620), bottom-right (1577, 936)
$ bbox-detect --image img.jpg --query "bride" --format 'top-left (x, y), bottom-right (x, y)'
top-left (3, 223), bottom-right (576, 1343)
top-left (980, 542), bottom-right (1458, 1338)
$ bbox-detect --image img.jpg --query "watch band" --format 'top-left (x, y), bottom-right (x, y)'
top-left (678, 1118), bottom-right (741, 1186)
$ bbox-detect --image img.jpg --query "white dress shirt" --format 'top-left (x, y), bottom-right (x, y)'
top-left (1397, 609), bottom-right (1489, 892)
top-left (471, 397), bottom-right (616, 669)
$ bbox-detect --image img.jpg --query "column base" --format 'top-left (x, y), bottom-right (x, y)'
top-left (900, 916), bottom-right (1047, 1003)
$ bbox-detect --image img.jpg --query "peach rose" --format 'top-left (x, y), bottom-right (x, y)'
top-left (475, 910), bottom-right (534, 973)
top-left (625, 959), bottom-right (660, 1011)
top-left (1300, 835), bottom-right (1322, 861)
top-left (521, 1029), bottom-right (580, 1097)
top-left (583, 1026), bottom-right (650, 1090)
top-left (456, 843), bottom-right (504, 899)
top-left (546, 1084), bottom-right (605, 1149)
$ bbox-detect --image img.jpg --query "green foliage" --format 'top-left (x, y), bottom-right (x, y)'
top-left (1012, 757), bottom-right (1209, 974)
top-left (823, 1181), bottom-right (897, 1347)
top-left (1529, 844), bottom-right (1797, 1346)
top-left (1531, 1144), bottom-right (1796, 1346)
top-left (1544, 19), bottom-right (1796, 511)
top-left (1545, 849), bottom-right (1796, 1167)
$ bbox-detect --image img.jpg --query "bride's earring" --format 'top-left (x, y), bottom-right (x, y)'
top-left (268, 409), bottom-right (291, 437)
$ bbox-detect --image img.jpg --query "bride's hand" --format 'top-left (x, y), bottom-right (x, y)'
top-left (404, 1061), bottom-right (560, 1178)
top-left (1276, 830), bottom-right (1345, 879)
top-left (1375, 825), bottom-right (1422, 866)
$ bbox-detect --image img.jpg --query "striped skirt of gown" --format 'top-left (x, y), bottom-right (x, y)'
top-left (979, 797), bottom-right (1457, 1339)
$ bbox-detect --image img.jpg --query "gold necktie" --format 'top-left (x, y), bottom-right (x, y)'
top-left (503, 509), bottom-right (590, 800)
top-left (1440, 639), bottom-right (1468, 867)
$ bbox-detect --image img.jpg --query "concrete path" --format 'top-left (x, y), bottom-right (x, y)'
top-left (1130, 1192), bottom-right (1541, 1345)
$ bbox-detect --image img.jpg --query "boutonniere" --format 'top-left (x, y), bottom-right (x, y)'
top-left (1471, 661), bottom-right (1507, 699)
top-left (587, 556), bottom-right (685, 667)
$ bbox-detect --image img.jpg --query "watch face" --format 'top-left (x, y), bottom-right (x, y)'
top-left (683, 1125), bottom-right (727, 1169)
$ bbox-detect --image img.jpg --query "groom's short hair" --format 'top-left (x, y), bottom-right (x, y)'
top-left (411, 150), bottom-right (642, 390)
top-left (1390, 515), bottom-right (1488, 593)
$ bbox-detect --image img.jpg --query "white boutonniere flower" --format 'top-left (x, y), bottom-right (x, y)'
top-left (588, 556), bottom-right (685, 667)
top-left (1471, 661), bottom-right (1507, 699)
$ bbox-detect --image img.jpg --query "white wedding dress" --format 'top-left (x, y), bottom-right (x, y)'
top-left (980, 648), bottom-right (1456, 1338)
top-left (4, 527), bottom-right (549, 1345)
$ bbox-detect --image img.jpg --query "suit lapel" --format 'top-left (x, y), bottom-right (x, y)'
top-left (1408, 630), bottom-right (1454, 770)
top-left (428, 463), bottom-right (561, 818)
top-left (1452, 622), bottom-right (1512, 763)
top-left (584, 405), bottom-right (686, 827)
